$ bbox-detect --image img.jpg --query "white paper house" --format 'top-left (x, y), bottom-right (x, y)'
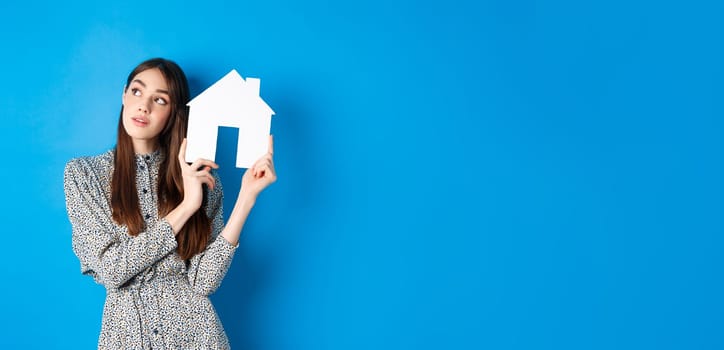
top-left (185, 69), bottom-right (275, 168)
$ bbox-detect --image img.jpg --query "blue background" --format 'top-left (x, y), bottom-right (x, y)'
top-left (1, 0), bottom-right (722, 349)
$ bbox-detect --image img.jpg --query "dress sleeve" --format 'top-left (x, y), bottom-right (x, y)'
top-left (64, 159), bottom-right (179, 290)
top-left (186, 171), bottom-right (237, 296)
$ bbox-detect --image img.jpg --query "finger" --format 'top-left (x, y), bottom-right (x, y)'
top-left (268, 134), bottom-right (274, 156)
top-left (178, 138), bottom-right (188, 163)
top-left (198, 159), bottom-right (219, 169)
top-left (256, 163), bottom-right (277, 184)
top-left (252, 157), bottom-right (271, 176)
top-left (253, 164), bottom-right (265, 178)
top-left (252, 159), bottom-right (272, 177)
top-left (195, 167), bottom-right (215, 180)
top-left (198, 174), bottom-right (216, 190)
top-left (249, 158), bottom-right (264, 176)
top-left (256, 164), bottom-right (268, 178)
top-left (195, 168), bottom-right (215, 183)
top-left (256, 163), bottom-right (274, 179)
top-left (255, 155), bottom-right (273, 169)
top-left (261, 163), bottom-right (276, 178)
top-left (208, 174), bottom-right (216, 189)
top-left (189, 158), bottom-right (219, 172)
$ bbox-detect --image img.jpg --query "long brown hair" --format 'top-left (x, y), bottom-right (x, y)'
top-left (111, 58), bottom-right (211, 260)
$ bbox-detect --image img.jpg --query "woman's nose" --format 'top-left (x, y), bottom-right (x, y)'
top-left (137, 99), bottom-right (151, 113)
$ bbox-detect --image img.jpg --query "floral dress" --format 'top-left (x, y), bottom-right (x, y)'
top-left (64, 150), bottom-right (236, 349)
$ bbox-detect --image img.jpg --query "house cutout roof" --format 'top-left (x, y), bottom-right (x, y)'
top-left (187, 69), bottom-right (275, 117)
top-left (184, 69), bottom-right (275, 168)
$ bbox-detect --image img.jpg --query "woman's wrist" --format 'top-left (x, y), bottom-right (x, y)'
top-left (166, 201), bottom-right (197, 235)
top-left (179, 197), bottom-right (201, 213)
top-left (237, 190), bottom-right (258, 207)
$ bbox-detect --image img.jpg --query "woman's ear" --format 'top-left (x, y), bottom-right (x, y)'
top-left (121, 85), bottom-right (127, 106)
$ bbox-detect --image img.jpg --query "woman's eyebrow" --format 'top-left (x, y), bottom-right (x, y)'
top-left (132, 79), bottom-right (169, 94)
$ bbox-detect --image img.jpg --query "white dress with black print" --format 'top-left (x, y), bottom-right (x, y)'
top-left (64, 150), bottom-right (236, 349)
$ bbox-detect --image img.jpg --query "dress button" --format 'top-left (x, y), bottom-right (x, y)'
top-left (153, 329), bottom-right (158, 335)
top-left (140, 165), bottom-right (145, 170)
top-left (145, 155), bottom-right (150, 161)
top-left (145, 214), bottom-right (151, 219)
top-left (143, 189), bottom-right (148, 194)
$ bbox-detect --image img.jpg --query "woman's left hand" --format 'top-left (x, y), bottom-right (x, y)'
top-left (239, 135), bottom-right (277, 201)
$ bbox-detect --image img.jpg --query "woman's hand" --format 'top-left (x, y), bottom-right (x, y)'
top-left (240, 135), bottom-right (277, 202)
top-left (178, 138), bottom-right (219, 212)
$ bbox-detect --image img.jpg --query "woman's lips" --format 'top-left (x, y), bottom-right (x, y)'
top-left (132, 116), bottom-right (149, 127)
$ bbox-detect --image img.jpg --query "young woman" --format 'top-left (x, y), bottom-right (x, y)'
top-left (64, 58), bottom-right (276, 349)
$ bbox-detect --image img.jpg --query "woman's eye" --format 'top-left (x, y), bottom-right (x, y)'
top-left (155, 98), bottom-right (168, 105)
top-left (131, 88), bottom-right (141, 96)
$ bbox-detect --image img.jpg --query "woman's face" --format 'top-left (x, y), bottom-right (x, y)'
top-left (122, 68), bottom-right (172, 152)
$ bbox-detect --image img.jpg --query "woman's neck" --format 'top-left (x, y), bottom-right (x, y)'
top-left (132, 139), bottom-right (159, 155)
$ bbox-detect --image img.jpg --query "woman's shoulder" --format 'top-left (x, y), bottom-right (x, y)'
top-left (65, 150), bottom-right (114, 178)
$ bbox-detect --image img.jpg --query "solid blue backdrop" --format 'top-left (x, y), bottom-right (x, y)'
top-left (0, 0), bottom-right (722, 349)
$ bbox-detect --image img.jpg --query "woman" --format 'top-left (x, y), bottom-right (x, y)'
top-left (64, 58), bottom-right (276, 349)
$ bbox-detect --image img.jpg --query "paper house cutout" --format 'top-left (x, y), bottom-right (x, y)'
top-left (185, 69), bottom-right (275, 168)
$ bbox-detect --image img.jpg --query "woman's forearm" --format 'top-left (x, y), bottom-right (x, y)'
top-left (165, 201), bottom-right (198, 235)
top-left (220, 192), bottom-right (257, 246)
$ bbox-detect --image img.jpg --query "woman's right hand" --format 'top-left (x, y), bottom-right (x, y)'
top-left (178, 138), bottom-right (219, 212)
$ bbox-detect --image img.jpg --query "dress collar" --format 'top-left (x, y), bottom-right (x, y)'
top-left (134, 148), bottom-right (164, 165)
